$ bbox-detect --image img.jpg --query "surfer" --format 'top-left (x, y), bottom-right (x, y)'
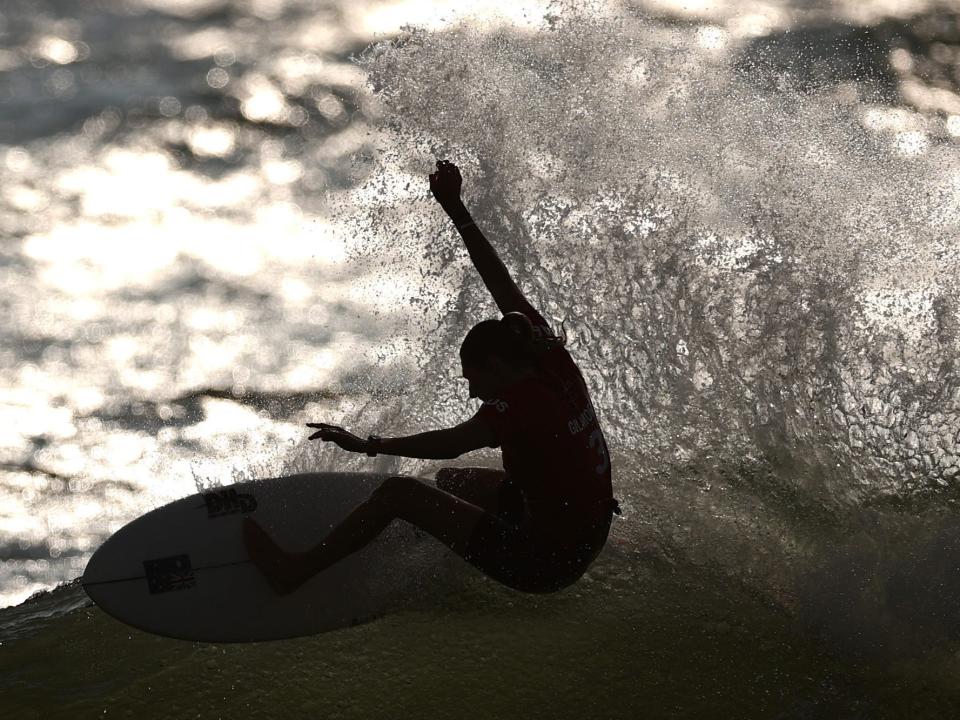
top-left (244, 159), bottom-right (619, 595)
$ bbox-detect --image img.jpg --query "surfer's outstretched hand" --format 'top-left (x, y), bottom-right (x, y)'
top-left (429, 159), bottom-right (462, 208)
top-left (306, 423), bottom-right (367, 453)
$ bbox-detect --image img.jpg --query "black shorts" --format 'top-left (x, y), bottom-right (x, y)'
top-left (462, 480), bottom-right (613, 594)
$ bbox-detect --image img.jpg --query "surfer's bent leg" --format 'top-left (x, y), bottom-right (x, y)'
top-left (300, 476), bottom-right (488, 576)
top-left (244, 476), bottom-right (490, 595)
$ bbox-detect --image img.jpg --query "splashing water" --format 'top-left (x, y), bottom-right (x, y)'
top-left (339, 4), bottom-right (959, 487)
top-left (281, 1), bottom-right (960, 657)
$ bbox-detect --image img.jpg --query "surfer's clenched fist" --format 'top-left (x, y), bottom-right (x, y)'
top-left (429, 159), bottom-right (462, 208)
top-left (306, 423), bottom-right (368, 453)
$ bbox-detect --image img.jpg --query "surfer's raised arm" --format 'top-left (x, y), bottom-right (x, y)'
top-left (429, 160), bottom-right (535, 317)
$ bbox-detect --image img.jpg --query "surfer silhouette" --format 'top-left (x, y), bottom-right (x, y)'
top-left (243, 159), bottom-right (619, 595)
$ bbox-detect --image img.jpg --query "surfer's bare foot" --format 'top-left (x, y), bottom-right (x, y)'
top-left (242, 517), bottom-right (314, 596)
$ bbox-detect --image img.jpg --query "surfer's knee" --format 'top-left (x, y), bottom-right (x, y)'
top-left (371, 475), bottom-right (420, 507)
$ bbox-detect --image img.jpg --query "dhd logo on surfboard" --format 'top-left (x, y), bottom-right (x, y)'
top-left (201, 488), bottom-right (258, 518)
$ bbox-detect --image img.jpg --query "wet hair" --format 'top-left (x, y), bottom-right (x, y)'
top-left (459, 312), bottom-right (566, 369)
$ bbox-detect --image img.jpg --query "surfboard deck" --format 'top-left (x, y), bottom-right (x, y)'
top-left (82, 472), bottom-right (457, 643)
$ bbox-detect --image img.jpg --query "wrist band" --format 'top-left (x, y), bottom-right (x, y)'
top-left (366, 435), bottom-right (381, 457)
top-left (456, 220), bottom-right (475, 231)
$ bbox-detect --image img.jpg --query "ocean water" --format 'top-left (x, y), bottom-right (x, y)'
top-left (4, 0), bottom-right (960, 717)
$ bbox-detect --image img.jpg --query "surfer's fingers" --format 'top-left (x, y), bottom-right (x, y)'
top-left (307, 429), bottom-right (346, 440)
top-left (307, 425), bottom-right (355, 442)
top-left (306, 424), bottom-right (340, 440)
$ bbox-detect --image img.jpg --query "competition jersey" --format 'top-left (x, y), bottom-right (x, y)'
top-left (475, 305), bottom-right (613, 551)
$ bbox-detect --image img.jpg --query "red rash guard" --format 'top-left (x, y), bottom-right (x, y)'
top-left (475, 306), bottom-right (613, 553)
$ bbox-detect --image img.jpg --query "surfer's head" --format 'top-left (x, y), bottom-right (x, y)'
top-left (459, 314), bottom-right (535, 400)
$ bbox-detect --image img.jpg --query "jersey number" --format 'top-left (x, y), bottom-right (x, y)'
top-left (588, 429), bottom-right (610, 476)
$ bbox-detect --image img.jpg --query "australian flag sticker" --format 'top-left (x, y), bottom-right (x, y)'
top-left (144, 554), bottom-right (196, 594)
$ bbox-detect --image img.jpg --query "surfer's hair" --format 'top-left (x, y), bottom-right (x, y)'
top-left (459, 312), bottom-right (566, 369)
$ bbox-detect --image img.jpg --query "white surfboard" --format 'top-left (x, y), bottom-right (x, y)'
top-left (82, 472), bottom-right (460, 642)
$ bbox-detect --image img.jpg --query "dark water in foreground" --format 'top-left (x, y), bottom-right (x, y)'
top-left (5, 0), bottom-right (960, 716)
top-left (6, 546), bottom-right (960, 719)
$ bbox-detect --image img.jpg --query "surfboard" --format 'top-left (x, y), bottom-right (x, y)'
top-left (81, 472), bottom-right (458, 643)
